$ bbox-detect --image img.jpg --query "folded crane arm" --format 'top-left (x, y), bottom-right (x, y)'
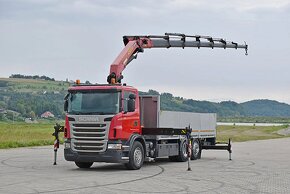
top-left (108, 33), bottom-right (248, 84)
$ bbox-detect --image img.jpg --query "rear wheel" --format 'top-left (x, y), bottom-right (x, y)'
top-left (125, 141), bottom-right (144, 170)
top-left (191, 139), bottom-right (201, 160)
top-left (177, 139), bottom-right (188, 162)
top-left (75, 162), bottom-right (93, 168)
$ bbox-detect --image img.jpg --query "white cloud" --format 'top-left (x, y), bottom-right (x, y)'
top-left (0, 0), bottom-right (290, 104)
top-left (168, 0), bottom-right (290, 11)
top-left (2, 0), bottom-right (289, 23)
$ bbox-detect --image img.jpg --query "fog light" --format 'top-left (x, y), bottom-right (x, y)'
top-left (64, 142), bottom-right (71, 149)
top-left (108, 144), bottom-right (122, 150)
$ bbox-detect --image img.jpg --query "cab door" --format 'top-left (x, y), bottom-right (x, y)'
top-left (121, 90), bottom-right (140, 139)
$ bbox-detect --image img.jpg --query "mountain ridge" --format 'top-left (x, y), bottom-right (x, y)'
top-left (1, 78), bottom-right (290, 119)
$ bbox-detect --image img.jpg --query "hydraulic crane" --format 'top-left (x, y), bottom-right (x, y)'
top-left (55, 32), bottom-right (247, 170)
top-left (107, 33), bottom-right (248, 84)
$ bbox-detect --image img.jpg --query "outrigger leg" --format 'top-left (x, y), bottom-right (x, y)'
top-left (228, 138), bottom-right (232, 160)
top-left (52, 123), bottom-right (64, 165)
top-left (202, 138), bottom-right (233, 161)
top-left (186, 126), bottom-right (192, 171)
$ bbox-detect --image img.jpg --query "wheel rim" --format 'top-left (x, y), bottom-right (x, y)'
top-left (182, 141), bottom-right (187, 158)
top-left (134, 147), bottom-right (142, 166)
top-left (192, 141), bottom-right (200, 157)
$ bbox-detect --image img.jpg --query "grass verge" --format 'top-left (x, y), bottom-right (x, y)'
top-left (217, 124), bottom-right (289, 142)
top-left (0, 122), bottom-right (289, 149)
top-left (0, 121), bottom-right (63, 149)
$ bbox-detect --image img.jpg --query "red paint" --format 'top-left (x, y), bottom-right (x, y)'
top-left (108, 89), bottom-right (141, 140)
top-left (69, 84), bottom-right (142, 141)
top-left (108, 37), bottom-right (154, 83)
top-left (108, 113), bottom-right (123, 140)
top-left (64, 115), bottom-right (71, 138)
top-left (69, 85), bottom-right (135, 91)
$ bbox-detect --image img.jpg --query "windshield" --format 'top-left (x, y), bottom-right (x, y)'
top-left (68, 90), bottom-right (120, 115)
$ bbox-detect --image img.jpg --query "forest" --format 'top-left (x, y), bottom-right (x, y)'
top-left (1, 77), bottom-right (290, 122)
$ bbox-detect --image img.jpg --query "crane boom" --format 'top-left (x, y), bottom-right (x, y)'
top-left (107, 33), bottom-right (248, 84)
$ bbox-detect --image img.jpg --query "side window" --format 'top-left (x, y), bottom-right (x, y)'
top-left (70, 93), bottom-right (82, 112)
top-left (123, 91), bottom-right (135, 112)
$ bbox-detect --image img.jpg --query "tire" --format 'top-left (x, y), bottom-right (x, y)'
top-left (125, 141), bottom-right (144, 170)
top-left (75, 162), bottom-right (93, 168)
top-left (191, 139), bottom-right (201, 160)
top-left (177, 139), bottom-right (188, 162)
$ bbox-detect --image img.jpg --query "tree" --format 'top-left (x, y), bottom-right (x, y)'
top-left (0, 101), bottom-right (6, 109)
top-left (148, 89), bottom-right (159, 95)
top-left (161, 93), bottom-right (173, 99)
top-left (29, 111), bottom-right (36, 120)
top-left (0, 112), bottom-right (6, 121)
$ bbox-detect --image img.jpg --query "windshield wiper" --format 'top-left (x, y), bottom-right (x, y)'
top-left (69, 111), bottom-right (116, 115)
top-left (85, 112), bottom-right (115, 115)
top-left (69, 111), bottom-right (83, 115)
top-left (85, 112), bottom-right (104, 115)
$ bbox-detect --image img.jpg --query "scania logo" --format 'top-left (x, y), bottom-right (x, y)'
top-left (78, 117), bottom-right (99, 122)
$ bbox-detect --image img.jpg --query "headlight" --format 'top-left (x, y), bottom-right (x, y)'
top-left (64, 142), bottom-right (71, 149)
top-left (107, 144), bottom-right (122, 150)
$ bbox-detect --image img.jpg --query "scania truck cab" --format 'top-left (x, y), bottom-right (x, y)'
top-left (64, 84), bottom-right (147, 169)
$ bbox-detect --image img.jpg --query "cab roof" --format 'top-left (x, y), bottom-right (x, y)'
top-left (68, 84), bottom-right (137, 91)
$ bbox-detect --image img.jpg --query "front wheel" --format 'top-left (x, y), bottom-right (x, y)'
top-left (125, 141), bottom-right (144, 170)
top-left (75, 162), bottom-right (93, 168)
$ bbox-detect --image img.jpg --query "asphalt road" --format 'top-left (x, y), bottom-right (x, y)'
top-left (1, 138), bottom-right (290, 194)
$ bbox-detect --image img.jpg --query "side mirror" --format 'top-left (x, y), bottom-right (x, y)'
top-left (64, 93), bottom-right (69, 112)
top-left (64, 100), bottom-right (68, 112)
top-left (127, 98), bottom-right (135, 112)
top-left (127, 93), bottom-right (136, 112)
top-left (129, 93), bottom-right (136, 100)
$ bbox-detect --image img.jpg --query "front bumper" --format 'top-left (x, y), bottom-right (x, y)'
top-left (64, 141), bottom-right (129, 163)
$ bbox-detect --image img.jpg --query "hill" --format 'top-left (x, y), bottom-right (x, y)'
top-left (241, 100), bottom-right (290, 117)
top-left (1, 78), bottom-right (290, 121)
top-left (0, 78), bottom-right (70, 120)
top-left (140, 90), bottom-right (290, 118)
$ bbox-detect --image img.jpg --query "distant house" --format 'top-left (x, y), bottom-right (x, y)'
top-left (41, 111), bottom-right (55, 118)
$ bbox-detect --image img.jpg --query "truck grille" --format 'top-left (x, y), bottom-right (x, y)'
top-left (71, 123), bottom-right (108, 152)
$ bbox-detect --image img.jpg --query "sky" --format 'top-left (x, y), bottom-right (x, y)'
top-left (0, 0), bottom-right (290, 104)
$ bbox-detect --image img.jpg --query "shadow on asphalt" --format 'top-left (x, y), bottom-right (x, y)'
top-left (69, 157), bottom-right (174, 172)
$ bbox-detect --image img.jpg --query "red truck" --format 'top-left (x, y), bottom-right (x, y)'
top-left (61, 33), bottom-right (247, 170)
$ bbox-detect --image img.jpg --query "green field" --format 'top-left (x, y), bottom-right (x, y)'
top-left (218, 116), bottom-right (290, 124)
top-left (0, 121), bottom-right (289, 149)
top-left (0, 77), bottom-right (70, 93)
top-left (217, 124), bottom-right (289, 142)
top-left (0, 121), bottom-right (63, 149)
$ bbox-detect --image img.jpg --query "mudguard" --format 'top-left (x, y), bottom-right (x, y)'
top-left (127, 133), bottom-right (146, 156)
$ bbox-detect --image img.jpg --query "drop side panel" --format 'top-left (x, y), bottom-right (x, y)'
top-left (139, 95), bottom-right (159, 128)
top-left (159, 111), bottom-right (216, 138)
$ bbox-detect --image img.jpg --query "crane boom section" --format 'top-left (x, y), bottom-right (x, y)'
top-left (108, 33), bottom-right (248, 84)
top-left (150, 39), bottom-right (246, 49)
top-left (109, 39), bottom-right (152, 83)
top-left (107, 37), bottom-right (153, 84)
